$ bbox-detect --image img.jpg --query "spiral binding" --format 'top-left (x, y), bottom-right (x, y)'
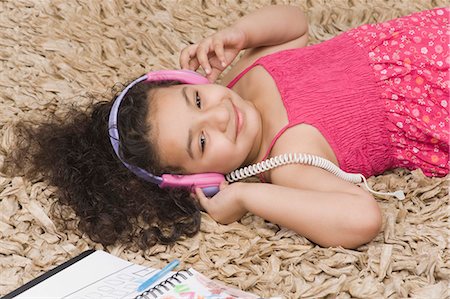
top-left (134, 269), bottom-right (193, 299)
top-left (225, 153), bottom-right (405, 200)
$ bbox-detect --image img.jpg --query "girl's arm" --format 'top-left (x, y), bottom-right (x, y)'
top-left (240, 183), bottom-right (381, 249)
top-left (196, 168), bottom-right (382, 249)
top-left (197, 181), bottom-right (381, 249)
top-left (233, 5), bottom-right (308, 50)
top-left (180, 5), bottom-right (308, 82)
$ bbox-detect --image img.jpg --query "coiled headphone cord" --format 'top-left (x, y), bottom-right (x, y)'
top-left (226, 153), bottom-right (405, 200)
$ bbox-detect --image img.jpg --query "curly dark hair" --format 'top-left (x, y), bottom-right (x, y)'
top-left (3, 80), bottom-right (201, 249)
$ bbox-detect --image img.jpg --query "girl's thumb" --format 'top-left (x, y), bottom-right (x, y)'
top-left (219, 180), bottom-right (229, 191)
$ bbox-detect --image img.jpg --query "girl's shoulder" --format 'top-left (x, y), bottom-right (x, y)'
top-left (221, 33), bottom-right (309, 86)
top-left (263, 124), bottom-right (365, 196)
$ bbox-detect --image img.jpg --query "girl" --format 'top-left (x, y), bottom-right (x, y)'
top-left (7, 5), bottom-right (448, 250)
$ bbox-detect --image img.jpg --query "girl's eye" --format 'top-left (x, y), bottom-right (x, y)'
top-left (195, 92), bottom-right (201, 108)
top-left (199, 133), bottom-right (206, 152)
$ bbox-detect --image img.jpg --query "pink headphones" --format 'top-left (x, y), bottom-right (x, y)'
top-left (108, 70), bottom-right (225, 196)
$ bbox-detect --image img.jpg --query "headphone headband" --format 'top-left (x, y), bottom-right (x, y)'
top-left (108, 70), bottom-right (224, 196)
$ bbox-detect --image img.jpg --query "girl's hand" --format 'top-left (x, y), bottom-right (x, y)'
top-left (180, 27), bottom-right (246, 82)
top-left (194, 181), bottom-right (248, 224)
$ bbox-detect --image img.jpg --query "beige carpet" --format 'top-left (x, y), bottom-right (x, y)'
top-left (0, 0), bottom-right (449, 298)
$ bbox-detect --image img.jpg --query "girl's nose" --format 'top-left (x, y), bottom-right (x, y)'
top-left (202, 105), bottom-right (229, 132)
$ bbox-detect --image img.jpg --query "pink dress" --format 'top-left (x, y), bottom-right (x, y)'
top-left (227, 8), bottom-right (449, 178)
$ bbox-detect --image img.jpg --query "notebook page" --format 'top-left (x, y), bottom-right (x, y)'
top-left (14, 251), bottom-right (169, 299)
top-left (155, 268), bottom-right (259, 299)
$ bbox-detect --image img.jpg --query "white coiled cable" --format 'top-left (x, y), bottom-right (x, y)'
top-left (226, 153), bottom-right (405, 200)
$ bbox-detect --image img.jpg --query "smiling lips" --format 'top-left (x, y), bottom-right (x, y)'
top-left (232, 103), bottom-right (243, 139)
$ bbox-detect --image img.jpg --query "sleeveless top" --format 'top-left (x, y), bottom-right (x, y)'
top-left (227, 33), bottom-right (390, 178)
top-left (226, 8), bottom-right (450, 178)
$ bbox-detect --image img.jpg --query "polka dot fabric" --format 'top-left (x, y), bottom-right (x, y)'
top-left (348, 8), bottom-right (449, 176)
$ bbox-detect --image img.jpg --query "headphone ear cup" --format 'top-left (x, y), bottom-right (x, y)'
top-left (160, 173), bottom-right (225, 197)
top-left (146, 70), bottom-right (209, 85)
top-left (199, 186), bottom-right (220, 197)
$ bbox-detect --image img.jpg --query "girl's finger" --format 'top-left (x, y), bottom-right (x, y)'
top-left (207, 68), bottom-right (221, 83)
top-left (219, 180), bottom-right (229, 191)
top-left (179, 45), bottom-right (198, 70)
top-left (191, 190), bottom-right (207, 212)
top-left (195, 187), bottom-right (209, 211)
top-left (189, 57), bottom-right (200, 71)
top-left (196, 42), bottom-right (213, 75)
top-left (212, 39), bottom-right (226, 68)
top-left (179, 47), bottom-right (190, 69)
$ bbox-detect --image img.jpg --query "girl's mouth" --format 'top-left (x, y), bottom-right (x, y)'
top-left (232, 103), bottom-right (243, 138)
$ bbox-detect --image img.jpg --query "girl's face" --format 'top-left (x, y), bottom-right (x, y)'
top-left (149, 84), bottom-right (262, 174)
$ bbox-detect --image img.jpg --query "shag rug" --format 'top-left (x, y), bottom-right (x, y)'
top-left (0, 0), bottom-right (448, 298)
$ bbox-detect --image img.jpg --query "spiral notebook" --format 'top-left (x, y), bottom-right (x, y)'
top-left (2, 249), bottom-right (259, 299)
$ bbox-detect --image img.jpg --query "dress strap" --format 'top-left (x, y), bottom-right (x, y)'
top-left (258, 123), bottom-right (293, 182)
top-left (261, 124), bottom-right (292, 161)
top-left (226, 59), bottom-right (261, 88)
